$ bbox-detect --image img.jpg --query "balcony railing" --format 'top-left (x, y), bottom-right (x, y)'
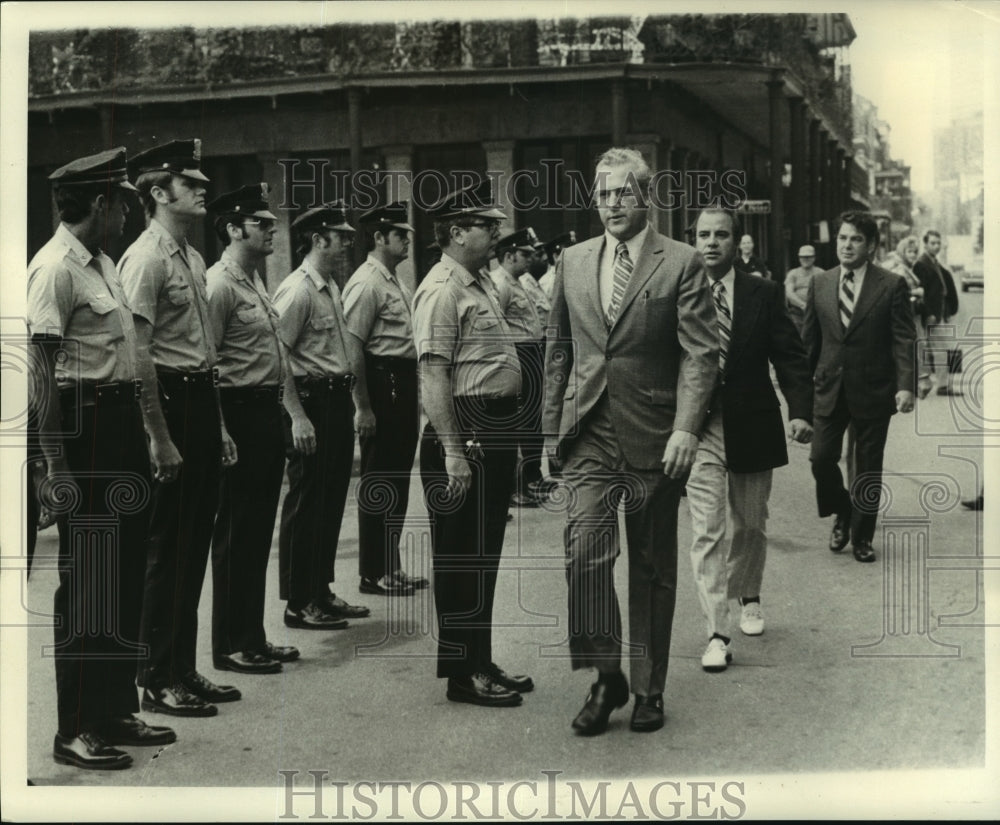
top-left (28, 15), bottom-right (852, 128)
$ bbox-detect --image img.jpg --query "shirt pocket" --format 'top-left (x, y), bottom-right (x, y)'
top-left (469, 310), bottom-right (500, 333)
top-left (86, 296), bottom-right (125, 341)
top-left (383, 295), bottom-right (408, 319)
top-left (166, 284), bottom-right (192, 306)
top-left (310, 315), bottom-right (337, 332)
top-left (236, 304), bottom-right (265, 324)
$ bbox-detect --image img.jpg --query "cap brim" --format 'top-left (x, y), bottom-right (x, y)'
top-left (388, 221), bottom-right (415, 233)
top-left (117, 180), bottom-right (139, 192)
top-left (253, 209), bottom-right (279, 220)
top-left (179, 168), bottom-right (211, 183)
top-left (328, 223), bottom-right (356, 233)
top-left (477, 208), bottom-right (506, 220)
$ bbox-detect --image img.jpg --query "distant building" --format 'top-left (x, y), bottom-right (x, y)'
top-left (932, 110), bottom-right (984, 246)
top-left (28, 13), bottom-right (861, 285)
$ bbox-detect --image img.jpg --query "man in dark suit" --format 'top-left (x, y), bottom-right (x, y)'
top-left (912, 229), bottom-right (960, 396)
top-left (802, 211), bottom-right (917, 563)
top-left (687, 208), bottom-right (814, 673)
top-left (543, 147), bottom-right (718, 735)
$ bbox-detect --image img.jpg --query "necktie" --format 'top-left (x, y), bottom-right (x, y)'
top-left (839, 270), bottom-right (855, 330)
top-left (712, 279), bottom-right (731, 373)
top-left (605, 242), bottom-right (633, 327)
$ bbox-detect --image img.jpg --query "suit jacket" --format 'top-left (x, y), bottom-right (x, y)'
top-left (802, 264), bottom-right (917, 420)
top-left (912, 252), bottom-right (958, 322)
top-left (715, 271), bottom-right (813, 474)
top-left (542, 228), bottom-right (718, 470)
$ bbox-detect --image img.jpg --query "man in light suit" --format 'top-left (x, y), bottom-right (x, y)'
top-left (687, 208), bottom-right (813, 673)
top-left (543, 147), bottom-right (718, 735)
top-left (803, 211), bottom-right (917, 564)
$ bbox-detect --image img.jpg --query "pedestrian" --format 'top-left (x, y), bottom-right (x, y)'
top-left (205, 183), bottom-right (300, 675)
top-left (912, 229), bottom-right (961, 396)
top-left (273, 203), bottom-right (371, 630)
top-left (784, 244), bottom-right (820, 335)
top-left (687, 208), bottom-right (814, 673)
top-left (28, 147), bottom-right (176, 768)
top-left (413, 180), bottom-right (533, 708)
top-left (490, 227), bottom-right (547, 507)
top-left (543, 147), bottom-right (718, 735)
top-left (119, 139), bottom-right (241, 717)
top-left (734, 234), bottom-right (771, 279)
top-left (802, 211), bottom-right (917, 564)
top-left (881, 236), bottom-right (932, 400)
top-left (342, 202), bottom-right (429, 597)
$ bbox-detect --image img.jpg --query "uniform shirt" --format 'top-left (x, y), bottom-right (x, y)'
top-left (27, 223), bottom-right (138, 385)
top-left (206, 249), bottom-right (283, 388)
top-left (272, 258), bottom-right (352, 378)
top-left (599, 223), bottom-right (650, 317)
top-left (538, 266), bottom-right (555, 299)
top-left (412, 252), bottom-right (521, 399)
top-left (518, 272), bottom-right (551, 321)
top-left (118, 217), bottom-right (215, 371)
top-left (342, 254), bottom-right (417, 359)
top-left (490, 265), bottom-right (543, 342)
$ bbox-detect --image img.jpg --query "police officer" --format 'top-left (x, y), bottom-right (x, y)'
top-left (343, 202), bottom-right (430, 596)
top-left (274, 204), bottom-right (371, 629)
top-left (28, 148), bottom-right (176, 769)
top-left (205, 183), bottom-right (299, 674)
top-left (537, 231), bottom-right (576, 299)
top-left (490, 227), bottom-right (547, 507)
top-left (119, 139), bottom-right (240, 717)
top-left (413, 181), bottom-right (534, 707)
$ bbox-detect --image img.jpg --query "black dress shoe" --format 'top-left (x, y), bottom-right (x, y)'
top-left (962, 496), bottom-right (984, 511)
top-left (510, 491), bottom-right (540, 508)
top-left (97, 715), bottom-right (177, 746)
top-left (630, 694), bottom-right (665, 733)
top-left (323, 593), bottom-right (371, 619)
top-left (485, 662), bottom-right (534, 693)
top-left (181, 671), bottom-right (242, 703)
top-left (141, 684), bottom-right (218, 718)
top-left (829, 514), bottom-right (850, 552)
top-left (393, 570), bottom-right (430, 590)
top-left (214, 651), bottom-right (282, 674)
top-left (852, 542), bottom-right (876, 563)
top-left (359, 575), bottom-right (415, 597)
top-left (571, 671), bottom-right (629, 736)
top-left (284, 604), bottom-right (348, 630)
top-left (53, 732), bottom-right (132, 770)
top-left (446, 672), bottom-right (523, 707)
top-left (264, 641), bottom-right (300, 662)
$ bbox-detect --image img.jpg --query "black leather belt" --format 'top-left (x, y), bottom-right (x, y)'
top-left (366, 355), bottom-right (417, 372)
top-left (219, 385), bottom-right (283, 403)
top-left (157, 368), bottom-right (217, 395)
top-left (59, 380), bottom-right (142, 407)
top-left (295, 374), bottom-right (355, 397)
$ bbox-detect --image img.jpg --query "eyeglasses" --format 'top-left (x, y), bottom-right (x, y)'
top-left (243, 218), bottom-right (276, 231)
top-left (462, 221), bottom-right (501, 233)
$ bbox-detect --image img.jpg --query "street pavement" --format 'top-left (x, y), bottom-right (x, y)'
top-left (12, 291), bottom-right (995, 818)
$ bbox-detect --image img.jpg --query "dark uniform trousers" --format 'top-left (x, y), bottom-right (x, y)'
top-left (137, 370), bottom-right (221, 687)
top-left (55, 383), bottom-right (150, 735)
top-left (212, 387), bottom-right (285, 657)
top-left (810, 388), bottom-right (892, 546)
top-left (513, 340), bottom-right (546, 495)
top-left (358, 355), bottom-right (419, 581)
top-left (279, 377), bottom-right (354, 610)
top-left (419, 395), bottom-right (518, 678)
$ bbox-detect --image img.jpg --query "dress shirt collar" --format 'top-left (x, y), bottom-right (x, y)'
top-left (840, 261), bottom-right (868, 281)
top-left (366, 253), bottom-right (396, 283)
top-left (440, 252), bottom-right (477, 287)
top-left (604, 222), bottom-right (650, 262)
top-left (302, 257), bottom-right (332, 292)
top-left (54, 222), bottom-right (99, 267)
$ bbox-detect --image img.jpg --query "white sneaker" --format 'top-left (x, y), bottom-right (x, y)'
top-left (740, 601), bottom-right (764, 636)
top-left (701, 638), bottom-right (732, 672)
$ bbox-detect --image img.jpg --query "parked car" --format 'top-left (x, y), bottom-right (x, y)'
top-left (960, 267), bottom-right (984, 292)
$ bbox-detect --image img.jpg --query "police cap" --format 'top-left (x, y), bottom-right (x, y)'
top-left (291, 202), bottom-right (355, 234)
top-left (428, 179), bottom-right (505, 221)
top-left (130, 139), bottom-right (210, 183)
top-left (49, 147), bottom-right (137, 191)
top-left (207, 183), bottom-right (278, 221)
top-left (358, 201), bottom-right (414, 233)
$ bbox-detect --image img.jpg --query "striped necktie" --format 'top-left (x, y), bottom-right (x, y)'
top-left (839, 270), bottom-right (855, 330)
top-left (712, 279), bottom-right (731, 373)
top-left (605, 241), bottom-right (633, 327)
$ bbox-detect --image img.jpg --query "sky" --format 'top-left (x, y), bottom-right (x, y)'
top-left (847, 0), bottom-right (989, 193)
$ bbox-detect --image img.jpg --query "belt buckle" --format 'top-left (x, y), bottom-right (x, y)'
top-left (134, 379), bottom-right (143, 400)
top-left (212, 367), bottom-right (220, 388)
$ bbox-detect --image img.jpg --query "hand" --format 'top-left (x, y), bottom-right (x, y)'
top-left (355, 407), bottom-right (376, 439)
top-left (291, 414), bottom-right (316, 455)
top-left (444, 452), bottom-right (472, 498)
top-left (38, 460), bottom-right (79, 512)
top-left (221, 430), bottom-right (239, 467)
top-left (547, 448), bottom-right (564, 476)
top-left (661, 430), bottom-right (698, 478)
top-left (917, 376), bottom-right (933, 400)
top-left (149, 435), bottom-right (183, 483)
top-left (788, 418), bottom-right (813, 444)
top-left (896, 390), bottom-right (915, 413)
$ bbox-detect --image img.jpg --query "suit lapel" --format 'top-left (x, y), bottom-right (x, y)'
top-left (846, 266), bottom-right (887, 335)
top-left (821, 268), bottom-right (845, 342)
top-left (725, 271), bottom-right (760, 372)
top-left (610, 229), bottom-right (663, 330)
top-left (580, 239), bottom-right (603, 323)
